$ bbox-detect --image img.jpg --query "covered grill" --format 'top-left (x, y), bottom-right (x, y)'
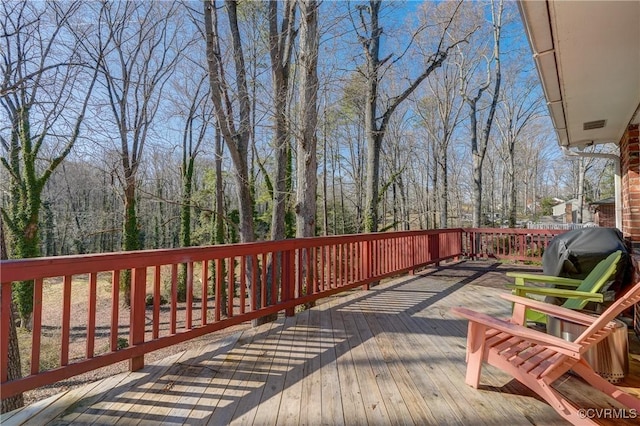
top-left (542, 227), bottom-right (631, 298)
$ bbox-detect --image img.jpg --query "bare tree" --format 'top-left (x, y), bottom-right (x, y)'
top-left (86, 1), bottom-right (184, 302)
top-left (295, 0), bottom-right (320, 238)
top-left (268, 0), bottom-right (297, 241)
top-left (175, 74), bottom-right (212, 300)
top-left (204, 0), bottom-right (255, 244)
top-left (457, 0), bottom-right (504, 228)
top-left (495, 67), bottom-right (543, 227)
top-left (1, 1), bottom-right (99, 323)
top-left (353, 0), bottom-right (469, 232)
top-left (421, 63), bottom-right (464, 228)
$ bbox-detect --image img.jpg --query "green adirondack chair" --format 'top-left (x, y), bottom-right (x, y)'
top-left (505, 250), bottom-right (622, 324)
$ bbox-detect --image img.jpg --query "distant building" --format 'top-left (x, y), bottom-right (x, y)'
top-left (551, 199), bottom-right (592, 223)
top-left (590, 198), bottom-right (616, 228)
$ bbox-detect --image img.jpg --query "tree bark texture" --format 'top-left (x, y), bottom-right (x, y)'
top-left (204, 0), bottom-right (255, 243)
top-left (296, 0), bottom-right (320, 238)
top-left (269, 0), bottom-right (296, 241)
top-left (0, 222), bottom-right (24, 413)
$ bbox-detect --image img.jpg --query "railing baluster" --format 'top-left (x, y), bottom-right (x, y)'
top-left (320, 246), bottom-right (325, 291)
top-left (311, 247), bottom-right (317, 293)
top-left (345, 243), bottom-right (349, 284)
top-left (202, 260), bottom-right (209, 325)
top-left (251, 255), bottom-right (258, 311)
top-left (240, 256), bottom-right (246, 314)
top-left (297, 248), bottom-right (303, 297)
top-left (187, 261), bottom-right (193, 329)
top-left (215, 258), bottom-right (223, 321)
top-left (338, 244), bottom-right (342, 287)
top-left (171, 264), bottom-right (177, 334)
top-left (261, 253), bottom-right (267, 309)
top-left (31, 278), bottom-right (43, 374)
top-left (87, 273), bottom-right (97, 358)
top-left (154, 265), bottom-right (161, 338)
top-left (332, 244), bottom-right (337, 288)
top-left (111, 271), bottom-right (120, 352)
top-left (228, 257), bottom-right (234, 317)
top-left (61, 275), bottom-right (72, 366)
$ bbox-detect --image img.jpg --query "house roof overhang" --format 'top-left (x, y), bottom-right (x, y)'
top-left (518, 0), bottom-right (640, 149)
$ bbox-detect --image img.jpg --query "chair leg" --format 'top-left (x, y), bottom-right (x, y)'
top-left (465, 322), bottom-right (486, 388)
top-left (532, 379), bottom-right (598, 425)
top-left (572, 360), bottom-right (640, 410)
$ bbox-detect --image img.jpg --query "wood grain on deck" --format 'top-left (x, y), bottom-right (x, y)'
top-left (3, 261), bottom-right (639, 426)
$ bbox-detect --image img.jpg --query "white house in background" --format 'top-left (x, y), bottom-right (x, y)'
top-left (551, 198), bottom-right (592, 223)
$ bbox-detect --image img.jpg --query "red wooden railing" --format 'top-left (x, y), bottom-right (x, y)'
top-left (1, 229), bottom-right (467, 398)
top-left (0, 227), bottom-right (566, 399)
top-left (462, 228), bottom-right (565, 262)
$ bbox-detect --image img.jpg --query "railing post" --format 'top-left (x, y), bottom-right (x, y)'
top-left (431, 234), bottom-right (440, 267)
top-left (470, 231), bottom-right (476, 260)
top-left (284, 249), bottom-right (295, 317)
top-left (129, 267), bottom-right (146, 371)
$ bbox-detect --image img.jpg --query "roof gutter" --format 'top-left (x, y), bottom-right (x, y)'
top-left (561, 147), bottom-right (622, 230)
top-left (518, 0), bottom-right (569, 148)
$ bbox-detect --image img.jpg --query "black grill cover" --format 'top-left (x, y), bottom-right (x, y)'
top-left (542, 228), bottom-right (631, 296)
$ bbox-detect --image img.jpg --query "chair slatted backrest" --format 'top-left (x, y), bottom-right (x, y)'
top-left (562, 250), bottom-right (622, 311)
top-left (574, 278), bottom-right (640, 350)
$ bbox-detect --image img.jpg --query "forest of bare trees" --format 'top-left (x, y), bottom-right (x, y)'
top-left (1, 0), bottom-right (618, 259)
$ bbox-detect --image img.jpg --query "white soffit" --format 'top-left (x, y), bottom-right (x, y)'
top-left (519, 0), bottom-right (640, 148)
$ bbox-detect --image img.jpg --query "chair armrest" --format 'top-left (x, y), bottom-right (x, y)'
top-left (505, 285), bottom-right (605, 302)
top-left (451, 306), bottom-right (581, 358)
top-left (506, 272), bottom-right (583, 287)
top-left (500, 293), bottom-right (597, 326)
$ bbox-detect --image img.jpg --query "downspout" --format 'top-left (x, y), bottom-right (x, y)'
top-left (561, 147), bottom-right (622, 230)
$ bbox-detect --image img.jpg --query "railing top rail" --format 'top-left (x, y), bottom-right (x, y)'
top-left (0, 229), bottom-right (465, 283)
top-left (463, 228), bottom-right (566, 236)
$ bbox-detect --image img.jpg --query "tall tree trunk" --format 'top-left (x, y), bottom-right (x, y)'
top-left (430, 156), bottom-right (438, 229)
top-left (296, 0), bottom-right (319, 238)
top-left (204, 0), bottom-right (254, 244)
top-left (439, 152), bottom-right (448, 228)
top-left (178, 157), bottom-right (194, 302)
top-left (362, 1), bottom-right (383, 232)
top-left (214, 126), bottom-right (227, 315)
top-left (121, 178), bottom-right (139, 307)
top-left (469, 103), bottom-right (484, 228)
top-left (269, 0), bottom-right (296, 242)
top-left (322, 103), bottom-right (329, 236)
top-left (508, 143), bottom-right (517, 227)
top-left (0, 222), bottom-right (24, 413)
top-left (462, 0), bottom-right (503, 228)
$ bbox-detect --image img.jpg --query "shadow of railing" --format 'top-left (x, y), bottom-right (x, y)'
top-left (45, 261), bottom-right (528, 425)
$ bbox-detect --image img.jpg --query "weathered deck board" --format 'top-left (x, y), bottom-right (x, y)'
top-left (4, 261), bottom-right (640, 426)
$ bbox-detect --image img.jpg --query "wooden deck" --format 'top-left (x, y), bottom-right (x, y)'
top-left (3, 261), bottom-right (640, 425)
